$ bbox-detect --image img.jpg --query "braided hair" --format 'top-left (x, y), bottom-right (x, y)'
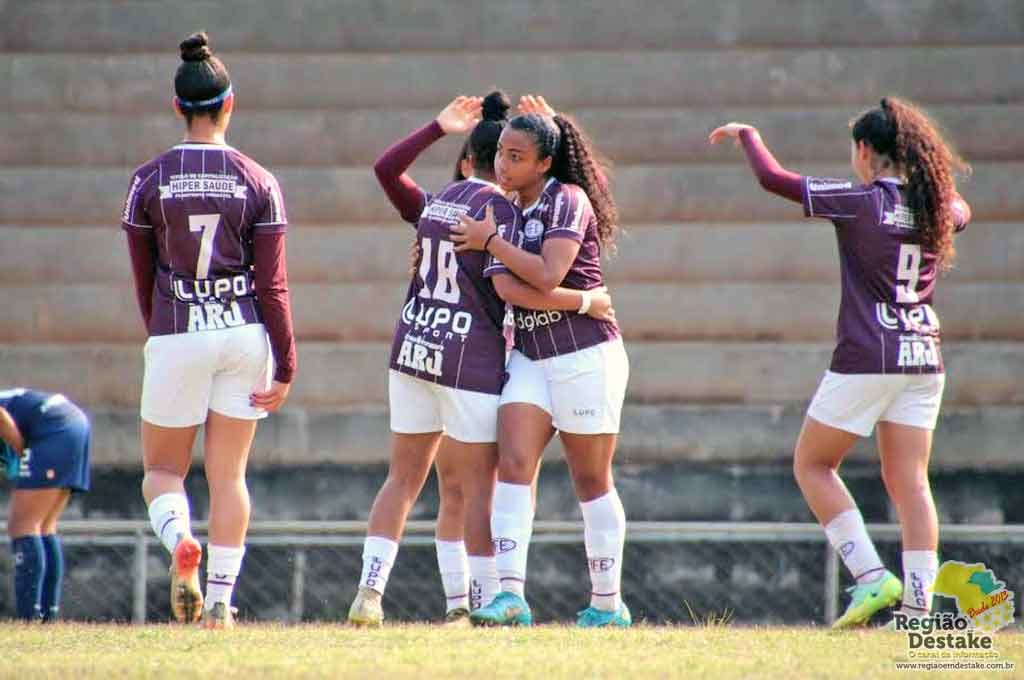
top-left (509, 113), bottom-right (619, 252)
top-left (852, 97), bottom-right (969, 269)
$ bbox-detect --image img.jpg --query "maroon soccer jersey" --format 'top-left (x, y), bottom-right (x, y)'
top-left (389, 178), bottom-right (523, 395)
top-left (803, 176), bottom-right (968, 374)
top-left (490, 178), bottom-right (619, 360)
top-left (121, 143), bottom-right (287, 336)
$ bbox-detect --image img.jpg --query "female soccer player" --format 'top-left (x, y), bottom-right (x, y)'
top-left (348, 92), bottom-right (615, 626)
top-left (121, 32), bottom-right (296, 629)
top-left (452, 96), bottom-right (631, 628)
top-left (1, 388), bottom-right (90, 621)
top-left (709, 97), bottom-right (971, 627)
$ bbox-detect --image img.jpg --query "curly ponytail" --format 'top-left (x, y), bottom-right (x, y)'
top-left (550, 115), bottom-right (619, 252)
top-left (852, 97), bottom-right (969, 269)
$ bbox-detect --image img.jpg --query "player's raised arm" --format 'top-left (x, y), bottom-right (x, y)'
top-left (374, 96), bottom-right (482, 224)
top-left (709, 123), bottom-right (804, 204)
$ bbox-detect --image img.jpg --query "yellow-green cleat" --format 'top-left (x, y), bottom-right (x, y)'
top-left (348, 586), bottom-right (384, 627)
top-left (832, 570), bottom-right (902, 629)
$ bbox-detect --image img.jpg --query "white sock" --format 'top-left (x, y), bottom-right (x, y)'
top-left (435, 539), bottom-right (469, 612)
top-left (468, 555), bottom-right (500, 611)
top-left (824, 508), bottom-right (886, 584)
top-left (902, 550), bottom-right (939, 614)
top-left (147, 493), bottom-right (192, 555)
top-left (205, 544), bottom-right (245, 610)
top-left (491, 482), bottom-right (534, 598)
top-left (360, 536), bottom-right (399, 596)
top-left (581, 489), bottom-right (626, 611)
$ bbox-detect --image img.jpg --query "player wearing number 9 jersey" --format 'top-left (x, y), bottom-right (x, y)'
top-left (710, 96), bottom-right (971, 628)
top-left (121, 33), bottom-right (296, 629)
top-left (347, 93), bottom-right (615, 626)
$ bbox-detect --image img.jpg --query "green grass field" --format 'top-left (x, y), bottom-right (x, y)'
top-left (5, 623), bottom-right (1021, 679)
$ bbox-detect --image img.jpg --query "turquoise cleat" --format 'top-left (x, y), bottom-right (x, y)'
top-left (469, 591), bottom-right (533, 627)
top-left (577, 603), bottom-right (632, 628)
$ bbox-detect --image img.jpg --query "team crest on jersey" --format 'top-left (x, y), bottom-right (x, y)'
top-left (524, 218), bottom-right (544, 241)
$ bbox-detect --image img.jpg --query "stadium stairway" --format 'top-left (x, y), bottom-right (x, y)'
top-left (1, 0), bottom-right (1022, 475)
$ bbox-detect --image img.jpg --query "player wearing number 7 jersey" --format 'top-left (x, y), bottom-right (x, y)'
top-left (121, 33), bottom-right (296, 629)
top-left (711, 97), bottom-right (971, 628)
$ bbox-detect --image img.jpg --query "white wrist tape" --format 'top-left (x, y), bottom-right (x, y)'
top-left (577, 290), bottom-right (592, 315)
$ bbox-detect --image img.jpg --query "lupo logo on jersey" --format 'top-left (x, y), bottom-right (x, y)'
top-left (396, 299), bottom-right (474, 377)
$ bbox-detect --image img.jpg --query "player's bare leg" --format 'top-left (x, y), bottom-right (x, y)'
top-left (794, 416), bottom-right (899, 627)
top-left (471, 404), bottom-right (551, 627)
top-left (878, 421), bottom-right (938, 617)
top-left (562, 432), bottom-right (630, 627)
top-left (443, 438), bottom-right (498, 618)
top-left (434, 439), bottom-right (470, 621)
top-left (201, 410), bottom-right (258, 627)
top-left (350, 431), bottom-right (442, 626)
top-left (142, 421), bottom-right (204, 622)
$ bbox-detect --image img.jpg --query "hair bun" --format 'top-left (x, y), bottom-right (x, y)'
top-left (481, 90), bottom-right (511, 122)
top-left (180, 32), bottom-right (212, 62)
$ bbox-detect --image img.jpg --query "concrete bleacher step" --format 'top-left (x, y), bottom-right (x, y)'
top-left (2, 282), bottom-right (1022, 344)
top-left (6, 0), bottom-right (1021, 53)
top-left (0, 163), bottom-right (1017, 225)
top-left (5, 47), bottom-right (1022, 114)
top-left (2, 222), bottom-right (1019, 286)
top-left (82, 403), bottom-right (1024, 469)
top-left (4, 105), bottom-right (1022, 167)
top-left (1, 342), bottom-right (1019, 411)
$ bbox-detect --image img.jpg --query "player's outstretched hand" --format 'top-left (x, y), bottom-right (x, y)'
top-left (587, 287), bottom-right (616, 323)
top-left (451, 204), bottom-right (497, 252)
top-left (251, 380), bottom-right (291, 412)
top-left (709, 123), bottom-right (756, 146)
top-left (437, 96), bottom-right (483, 135)
top-left (518, 95), bottom-right (556, 117)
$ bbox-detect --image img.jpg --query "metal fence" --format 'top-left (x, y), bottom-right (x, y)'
top-left (1, 521), bottom-right (1021, 625)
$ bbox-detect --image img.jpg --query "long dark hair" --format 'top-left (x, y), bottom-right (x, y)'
top-left (174, 32), bottom-right (231, 126)
top-left (852, 97), bottom-right (969, 269)
top-left (509, 113), bottom-right (619, 252)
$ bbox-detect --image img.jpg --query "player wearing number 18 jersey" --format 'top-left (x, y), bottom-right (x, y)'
top-left (711, 96), bottom-right (971, 629)
top-left (121, 33), bottom-right (296, 628)
top-left (348, 93), bottom-right (615, 626)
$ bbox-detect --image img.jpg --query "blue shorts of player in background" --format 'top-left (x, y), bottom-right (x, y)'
top-left (4, 399), bottom-right (91, 493)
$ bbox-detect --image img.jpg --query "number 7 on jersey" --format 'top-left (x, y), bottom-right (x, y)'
top-left (189, 213), bottom-right (220, 279)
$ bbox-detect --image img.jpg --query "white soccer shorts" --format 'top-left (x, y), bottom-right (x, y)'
top-left (806, 370), bottom-right (946, 437)
top-left (141, 323), bottom-right (273, 428)
top-left (388, 370), bottom-right (499, 444)
top-left (500, 337), bottom-right (629, 435)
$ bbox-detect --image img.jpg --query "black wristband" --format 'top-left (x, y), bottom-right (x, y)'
top-left (483, 230), bottom-right (499, 253)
